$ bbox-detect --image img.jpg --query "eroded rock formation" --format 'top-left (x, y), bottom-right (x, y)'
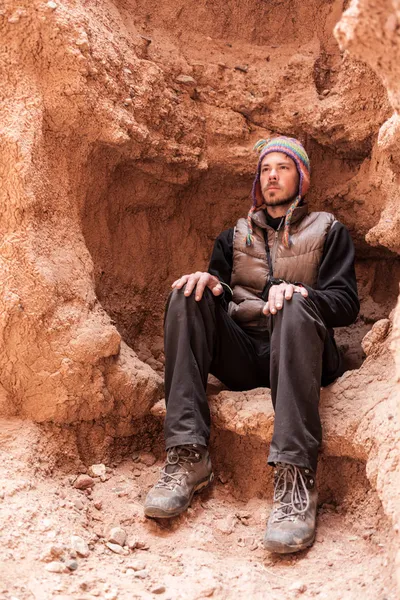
top-left (0, 0), bottom-right (400, 594)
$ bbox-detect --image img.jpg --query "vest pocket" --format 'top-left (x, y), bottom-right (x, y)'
top-left (228, 298), bottom-right (266, 325)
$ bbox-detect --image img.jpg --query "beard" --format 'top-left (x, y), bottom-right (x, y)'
top-left (262, 188), bottom-right (297, 207)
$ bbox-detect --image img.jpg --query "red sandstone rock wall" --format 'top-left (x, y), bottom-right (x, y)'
top-left (0, 0), bottom-right (399, 434)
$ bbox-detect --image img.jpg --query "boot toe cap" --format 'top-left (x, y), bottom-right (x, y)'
top-left (263, 521), bottom-right (315, 553)
top-left (144, 488), bottom-right (188, 518)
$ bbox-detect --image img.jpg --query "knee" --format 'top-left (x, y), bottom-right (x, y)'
top-left (275, 294), bottom-right (314, 327)
top-left (286, 292), bottom-right (309, 312)
top-left (166, 285), bottom-right (214, 315)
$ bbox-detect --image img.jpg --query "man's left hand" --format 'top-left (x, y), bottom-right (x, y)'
top-left (262, 282), bottom-right (308, 316)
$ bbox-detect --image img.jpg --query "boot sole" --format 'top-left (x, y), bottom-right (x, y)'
top-left (144, 472), bottom-right (214, 519)
top-left (263, 532), bottom-right (316, 554)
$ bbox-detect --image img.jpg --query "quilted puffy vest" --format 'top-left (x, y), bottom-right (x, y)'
top-left (229, 205), bottom-right (336, 328)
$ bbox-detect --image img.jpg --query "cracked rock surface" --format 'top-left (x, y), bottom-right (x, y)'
top-left (0, 0), bottom-right (400, 598)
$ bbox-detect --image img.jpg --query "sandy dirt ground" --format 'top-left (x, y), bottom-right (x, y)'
top-left (1, 1), bottom-right (400, 598)
top-left (0, 419), bottom-right (397, 600)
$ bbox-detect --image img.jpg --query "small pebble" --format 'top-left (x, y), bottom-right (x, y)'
top-left (66, 560), bottom-right (78, 571)
top-left (88, 464), bottom-right (107, 478)
top-left (45, 561), bottom-right (66, 573)
top-left (71, 535), bottom-right (90, 558)
top-left (133, 569), bottom-right (148, 579)
top-left (106, 542), bottom-right (128, 555)
top-left (175, 74), bottom-right (197, 85)
top-left (127, 539), bottom-right (149, 550)
top-left (136, 541), bottom-right (149, 550)
top-left (151, 585), bottom-right (166, 594)
top-left (108, 527), bottom-right (127, 547)
top-left (126, 559), bottom-right (146, 572)
top-left (74, 498), bottom-right (85, 511)
top-left (139, 453), bottom-right (157, 467)
top-left (73, 475), bottom-right (94, 490)
top-left (94, 501), bottom-right (103, 510)
top-left (234, 65), bottom-right (248, 73)
top-left (215, 515), bottom-right (236, 535)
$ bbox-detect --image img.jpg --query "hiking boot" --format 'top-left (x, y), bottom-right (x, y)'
top-left (144, 444), bottom-right (214, 518)
top-left (263, 462), bottom-right (318, 554)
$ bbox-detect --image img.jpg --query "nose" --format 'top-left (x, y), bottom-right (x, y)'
top-left (268, 168), bottom-right (278, 180)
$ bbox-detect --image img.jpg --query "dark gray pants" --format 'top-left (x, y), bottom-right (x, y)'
top-left (163, 287), bottom-right (343, 472)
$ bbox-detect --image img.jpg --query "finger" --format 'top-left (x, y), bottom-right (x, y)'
top-left (268, 286), bottom-right (277, 314)
top-left (269, 285), bottom-right (286, 314)
top-left (173, 275), bottom-right (189, 289)
top-left (184, 272), bottom-right (201, 296)
top-left (262, 302), bottom-right (270, 316)
top-left (211, 281), bottom-right (223, 296)
top-left (274, 287), bottom-right (285, 311)
top-left (284, 284), bottom-right (295, 300)
top-left (294, 285), bottom-right (308, 297)
top-left (194, 274), bottom-right (211, 301)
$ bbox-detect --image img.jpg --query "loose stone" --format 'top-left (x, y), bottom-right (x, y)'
top-left (71, 535), bottom-right (90, 558)
top-left (234, 65), bottom-right (248, 73)
top-left (175, 75), bottom-right (196, 85)
top-left (133, 569), bottom-right (148, 579)
top-left (74, 498), bottom-right (85, 510)
top-left (73, 475), bottom-right (94, 490)
top-left (106, 542), bottom-right (128, 556)
top-left (139, 453), bottom-right (157, 467)
top-left (88, 464), bottom-right (107, 478)
top-left (45, 561), bottom-right (67, 573)
top-left (126, 559), bottom-right (146, 572)
top-left (151, 585), bottom-right (166, 594)
top-left (108, 527), bottom-right (126, 547)
top-left (66, 560), bottom-right (78, 571)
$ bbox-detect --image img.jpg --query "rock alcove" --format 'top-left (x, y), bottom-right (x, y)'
top-left (0, 0), bottom-right (399, 598)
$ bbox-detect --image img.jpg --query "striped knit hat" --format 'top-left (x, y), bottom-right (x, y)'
top-left (246, 136), bottom-right (311, 248)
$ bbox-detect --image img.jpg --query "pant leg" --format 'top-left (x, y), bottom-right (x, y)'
top-left (163, 287), bottom-right (270, 450)
top-left (267, 294), bottom-right (331, 473)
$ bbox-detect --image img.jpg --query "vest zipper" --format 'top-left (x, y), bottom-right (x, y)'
top-left (271, 217), bottom-right (284, 270)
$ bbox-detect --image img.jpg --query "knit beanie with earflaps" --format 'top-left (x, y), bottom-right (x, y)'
top-left (246, 136), bottom-right (311, 248)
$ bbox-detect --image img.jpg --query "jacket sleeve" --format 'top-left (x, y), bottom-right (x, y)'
top-left (301, 221), bottom-right (360, 328)
top-left (207, 228), bottom-right (234, 308)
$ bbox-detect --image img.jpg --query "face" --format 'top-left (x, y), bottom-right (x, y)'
top-left (259, 152), bottom-right (300, 207)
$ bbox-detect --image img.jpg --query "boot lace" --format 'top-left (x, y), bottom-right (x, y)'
top-left (155, 446), bottom-right (202, 491)
top-left (272, 463), bottom-right (312, 523)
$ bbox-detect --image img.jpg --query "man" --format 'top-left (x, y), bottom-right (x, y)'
top-left (144, 136), bottom-right (359, 554)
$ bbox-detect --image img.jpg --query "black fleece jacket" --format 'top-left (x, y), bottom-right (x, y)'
top-left (208, 213), bottom-right (360, 329)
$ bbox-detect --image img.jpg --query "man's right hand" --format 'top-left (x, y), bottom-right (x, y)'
top-left (172, 272), bottom-right (223, 301)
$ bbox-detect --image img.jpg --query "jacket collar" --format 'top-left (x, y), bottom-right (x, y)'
top-left (251, 203), bottom-right (309, 230)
